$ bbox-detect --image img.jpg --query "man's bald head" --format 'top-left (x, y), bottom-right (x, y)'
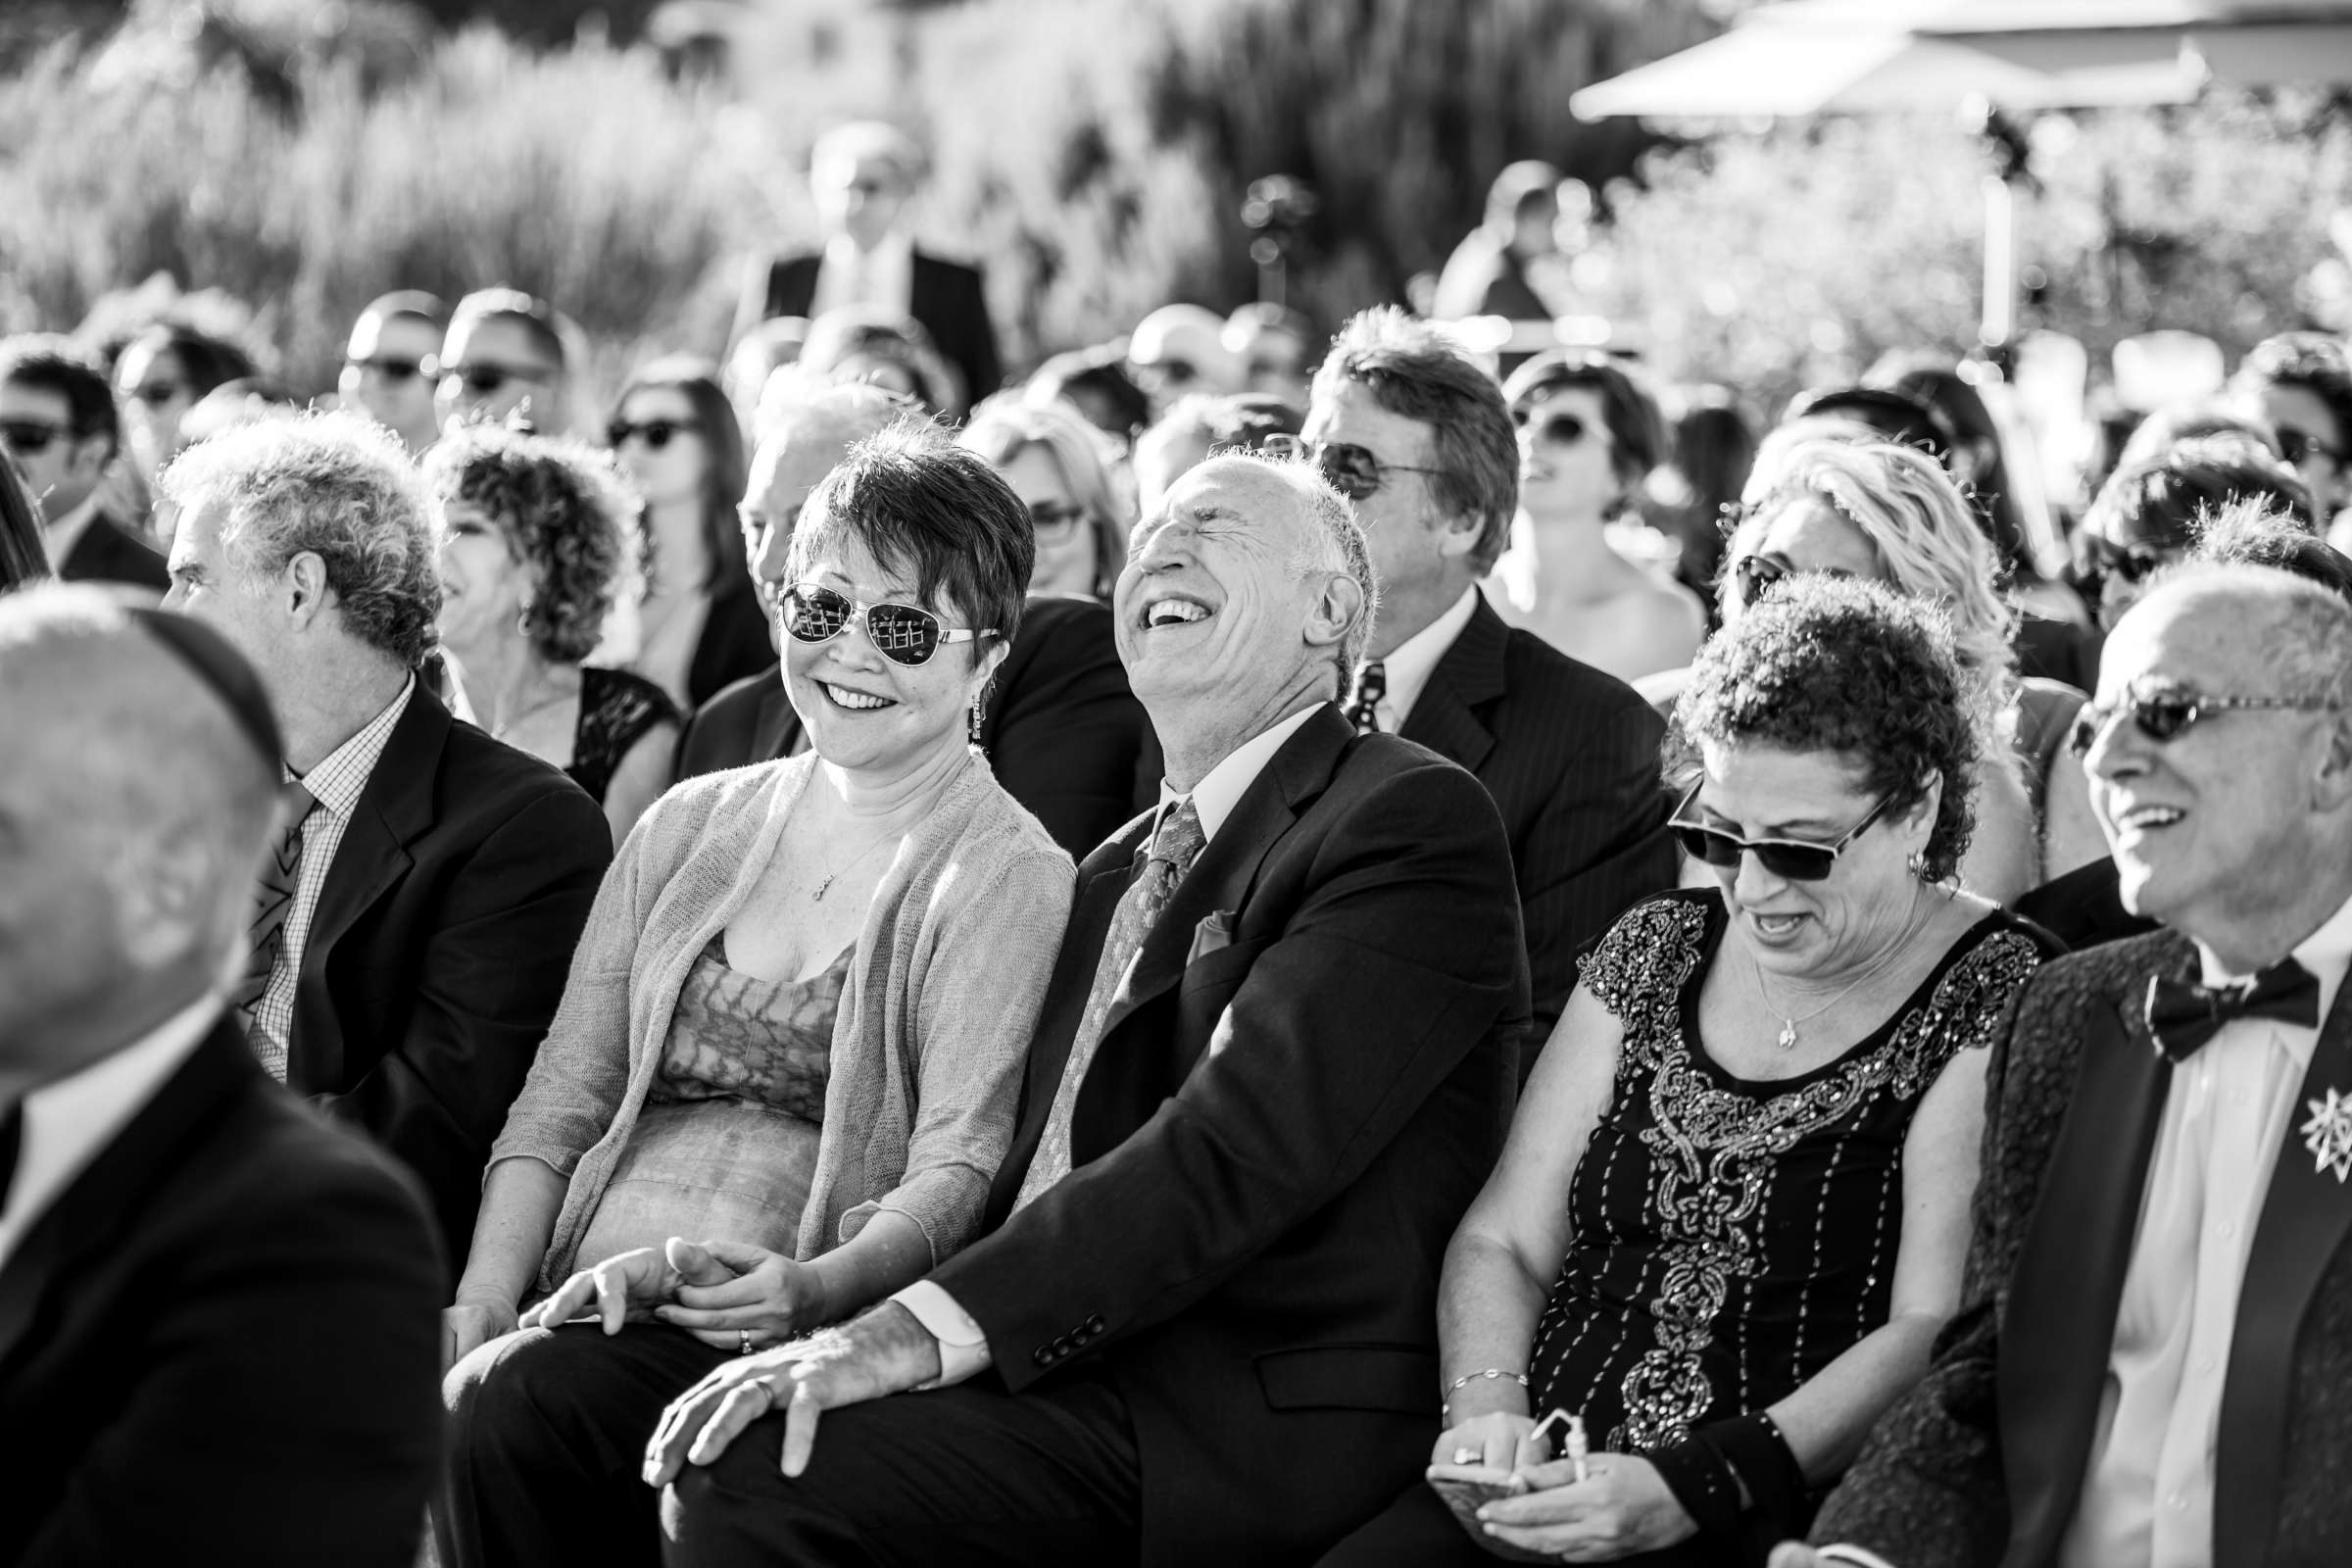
top-left (741, 385), bottom-right (908, 645)
top-left (0, 586), bottom-right (282, 1074)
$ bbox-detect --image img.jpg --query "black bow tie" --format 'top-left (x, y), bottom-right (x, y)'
top-left (2143, 959), bottom-right (2321, 1062)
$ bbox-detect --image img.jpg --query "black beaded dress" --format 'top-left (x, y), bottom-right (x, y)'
top-left (1527, 890), bottom-right (2055, 1454)
top-left (564, 666), bottom-right (682, 807)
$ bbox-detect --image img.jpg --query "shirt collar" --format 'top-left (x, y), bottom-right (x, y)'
top-left (2197, 886), bottom-right (2352, 1067)
top-left (39, 491), bottom-right (102, 572)
top-left (1156, 703), bottom-right (1321, 845)
top-left (290, 674), bottom-right (416, 818)
top-left (1365, 586), bottom-right (1480, 729)
top-left (0, 995), bottom-right (217, 1260)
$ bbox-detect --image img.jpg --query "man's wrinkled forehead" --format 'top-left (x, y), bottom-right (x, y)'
top-left (1153, 460), bottom-right (1307, 538)
top-left (2101, 580), bottom-right (2283, 698)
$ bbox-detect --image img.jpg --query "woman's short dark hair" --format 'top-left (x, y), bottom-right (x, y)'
top-left (2085, 435), bottom-right (2317, 552)
top-left (790, 419), bottom-right (1033, 662)
top-left (609, 357), bottom-right (748, 594)
top-left (1026, 348), bottom-right (1152, 443)
top-left (1503, 350), bottom-right (1669, 502)
top-left (423, 425), bottom-right (634, 665)
top-left (1315, 307), bottom-right (1518, 570)
top-left (123, 322), bottom-right (257, 398)
top-left (1667, 574), bottom-right (1980, 883)
top-left (0, 458), bottom-right (48, 591)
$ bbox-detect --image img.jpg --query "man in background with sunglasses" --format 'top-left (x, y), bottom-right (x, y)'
top-left (2230, 330), bottom-right (2352, 536)
top-left (1787, 563), bottom-right (2352, 1568)
top-left (647, 453), bottom-right (1527, 1567)
top-left (336, 290), bottom-right (447, 455)
top-left (1296, 307), bottom-right (1676, 1068)
top-left (0, 338), bottom-right (166, 594)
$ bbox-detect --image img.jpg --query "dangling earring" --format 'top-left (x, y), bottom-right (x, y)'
top-left (514, 599), bottom-right (535, 639)
top-left (1905, 849), bottom-right (1930, 879)
top-left (968, 686), bottom-right (989, 749)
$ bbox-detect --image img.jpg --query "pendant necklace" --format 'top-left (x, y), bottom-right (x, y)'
top-left (1749, 889), bottom-right (1935, 1052)
top-left (809, 834), bottom-right (896, 903)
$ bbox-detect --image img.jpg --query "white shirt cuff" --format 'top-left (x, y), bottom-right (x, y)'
top-left (1818, 1546), bottom-right (1901, 1568)
top-left (889, 1280), bottom-right (993, 1388)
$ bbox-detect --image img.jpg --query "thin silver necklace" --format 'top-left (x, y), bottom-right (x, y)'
top-left (810, 834), bottom-right (896, 903)
top-left (1749, 887), bottom-right (1936, 1052)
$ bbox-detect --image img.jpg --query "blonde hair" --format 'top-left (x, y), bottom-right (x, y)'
top-left (958, 393), bottom-right (1132, 597)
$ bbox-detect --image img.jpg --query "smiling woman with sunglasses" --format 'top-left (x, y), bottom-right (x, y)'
top-left (1485, 351), bottom-right (1707, 683)
top-left (439, 422), bottom-right (1075, 1558)
top-left (1339, 577), bottom-right (2057, 1568)
top-left (604, 358), bottom-right (771, 709)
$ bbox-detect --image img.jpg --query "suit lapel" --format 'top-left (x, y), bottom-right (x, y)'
top-left (1093, 707), bottom-right (1349, 1046)
top-left (2214, 969), bottom-right (2352, 1568)
top-left (1998, 936), bottom-right (2192, 1566)
top-left (287, 691), bottom-right (443, 1091)
top-left (0, 1016), bottom-right (249, 1377)
top-left (1397, 595), bottom-right (1505, 776)
top-left (756, 684), bottom-right (803, 761)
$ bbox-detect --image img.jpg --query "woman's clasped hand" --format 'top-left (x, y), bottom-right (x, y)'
top-left (1428, 1414), bottom-right (1698, 1563)
top-left (517, 1236), bottom-right (829, 1348)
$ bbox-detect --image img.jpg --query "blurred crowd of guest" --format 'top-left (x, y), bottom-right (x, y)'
top-left (4, 122), bottom-right (2352, 1568)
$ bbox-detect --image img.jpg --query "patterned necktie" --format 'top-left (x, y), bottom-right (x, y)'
top-left (1012, 797), bottom-right (1207, 1211)
top-left (2143, 958), bottom-right (2320, 1062)
top-left (1347, 661), bottom-right (1387, 736)
top-left (228, 782), bottom-right (317, 1023)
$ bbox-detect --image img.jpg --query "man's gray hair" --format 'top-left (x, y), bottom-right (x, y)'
top-left (2150, 561), bottom-right (2352, 710)
top-left (1248, 452), bottom-right (1378, 696)
top-left (161, 410), bottom-right (442, 669)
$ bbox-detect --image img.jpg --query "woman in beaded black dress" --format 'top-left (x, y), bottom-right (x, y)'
top-left (428, 424), bottom-right (681, 844)
top-left (1318, 577), bottom-right (2061, 1567)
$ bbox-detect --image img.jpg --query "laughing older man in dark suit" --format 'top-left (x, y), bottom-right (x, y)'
top-left (1782, 565), bottom-right (2352, 1568)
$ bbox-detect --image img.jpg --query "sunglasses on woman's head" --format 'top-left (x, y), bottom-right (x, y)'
top-left (2065, 682), bottom-right (2342, 759)
top-left (1511, 407), bottom-right (1590, 446)
top-left (607, 417), bottom-right (700, 452)
top-left (1258, 433), bottom-right (1442, 501)
top-left (1728, 552), bottom-right (1856, 610)
top-left (1028, 500), bottom-right (1086, 544)
top-left (778, 583), bottom-right (995, 667)
top-left (1669, 779), bottom-right (1900, 882)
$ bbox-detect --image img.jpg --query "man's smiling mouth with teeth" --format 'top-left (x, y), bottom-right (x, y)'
top-left (1145, 599), bottom-right (1211, 628)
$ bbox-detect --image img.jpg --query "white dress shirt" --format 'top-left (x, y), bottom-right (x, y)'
top-left (2059, 891), bottom-right (2352, 1568)
top-left (891, 703), bottom-right (1325, 1384)
top-left (1354, 586), bottom-right (1479, 735)
top-left (249, 676), bottom-right (415, 1078)
top-left (0, 997), bottom-right (217, 1268)
top-left (809, 231), bottom-right (915, 321)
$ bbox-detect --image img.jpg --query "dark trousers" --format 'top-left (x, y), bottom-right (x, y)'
top-left (662, 1369), bottom-right (1143, 1567)
top-left (439, 1322), bottom-right (731, 1567)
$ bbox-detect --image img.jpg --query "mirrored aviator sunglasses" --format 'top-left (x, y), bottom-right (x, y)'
top-left (778, 583), bottom-right (991, 667)
top-left (1258, 433), bottom-right (1436, 500)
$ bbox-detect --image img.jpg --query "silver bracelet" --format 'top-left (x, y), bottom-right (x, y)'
top-left (1439, 1367), bottom-right (1530, 1420)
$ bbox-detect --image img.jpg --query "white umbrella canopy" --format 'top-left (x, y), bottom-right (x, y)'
top-left (1569, 0), bottom-right (2352, 120)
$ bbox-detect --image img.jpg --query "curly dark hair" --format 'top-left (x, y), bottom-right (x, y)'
top-left (1666, 575), bottom-right (1980, 883)
top-left (423, 425), bottom-right (635, 665)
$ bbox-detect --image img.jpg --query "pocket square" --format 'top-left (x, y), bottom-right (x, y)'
top-left (1188, 908), bottom-right (1238, 964)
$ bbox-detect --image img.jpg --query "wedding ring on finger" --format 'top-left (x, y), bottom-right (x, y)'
top-left (739, 1328), bottom-right (754, 1355)
top-left (1452, 1446), bottom-right (1481, 1464)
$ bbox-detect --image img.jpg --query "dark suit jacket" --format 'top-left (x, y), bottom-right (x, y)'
top-left (930, 706), bottom-right (1529, 1566)
top-left (57, 509), bottom-right (168, 592)
top-left (673, 596), bottom-right (1153, 861)
top-left (686, 573), bottom-right (774, 711)
top-left (1399, 594), bottom-right (1676, 1059)
top-left (2012, 857), bottom-right (2157, 954)
top-left (760, 246), bottom-right (1004, 405)
top-left (0, 1014), bottom-right (443, 1566)
top-left (288, 687), bottom-right (611, 1270)
top-left (1814, 928), bottom-right (2352, 1568)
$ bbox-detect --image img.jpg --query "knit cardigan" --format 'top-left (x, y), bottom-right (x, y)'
top-left (489, 749), bottom-right (1075, 1292)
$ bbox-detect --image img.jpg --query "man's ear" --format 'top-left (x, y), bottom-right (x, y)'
top-left (2313, 707), bottom-right (2352, 810)
top-left (1305, 570), bottom-right (1366, 652)
top-left (67, 432), bottom-right (114, 485)
top-left (1433, 509), bottom-right (1486, 564)
top-left (282, 550), bottom-right (335, 631)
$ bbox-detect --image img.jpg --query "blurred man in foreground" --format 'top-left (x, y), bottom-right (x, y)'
top-left (0, 587), bottom-right (442, 1566)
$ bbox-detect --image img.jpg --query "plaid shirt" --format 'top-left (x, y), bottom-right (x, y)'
top-left (249, 676), bottom-right (414, 1080)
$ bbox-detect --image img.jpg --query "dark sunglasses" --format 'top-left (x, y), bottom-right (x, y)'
top-left (608, 416), bottom-right (701, 451)
top-left (1259, 433), bottom-right (1442, 501)
top-left (443, 364), bottom-right (551, 397)
top-left (778, 583), bottom-right (995, 667)
top-left (1728, 552), bottom-right (1856, 610)
top-left (347, 355), bottom-right (431, 383)
top-left (0, 419), bottom-right (71, 457)
top-left (2066, 533), bottom-right (2174, 598)
top-left (2066, 683), bottom-right (2341, 758)
top-left (2278, 426), bottom-right (2347, 470)
top-left (129, 381), bottom-right (189, 408)
top-left (1512, 407), bottom-right (1591, 446)
top-left (1028, 500), bottom-right (1087, 543)
top-left (1670, 779), bottom-right (1899, 882)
